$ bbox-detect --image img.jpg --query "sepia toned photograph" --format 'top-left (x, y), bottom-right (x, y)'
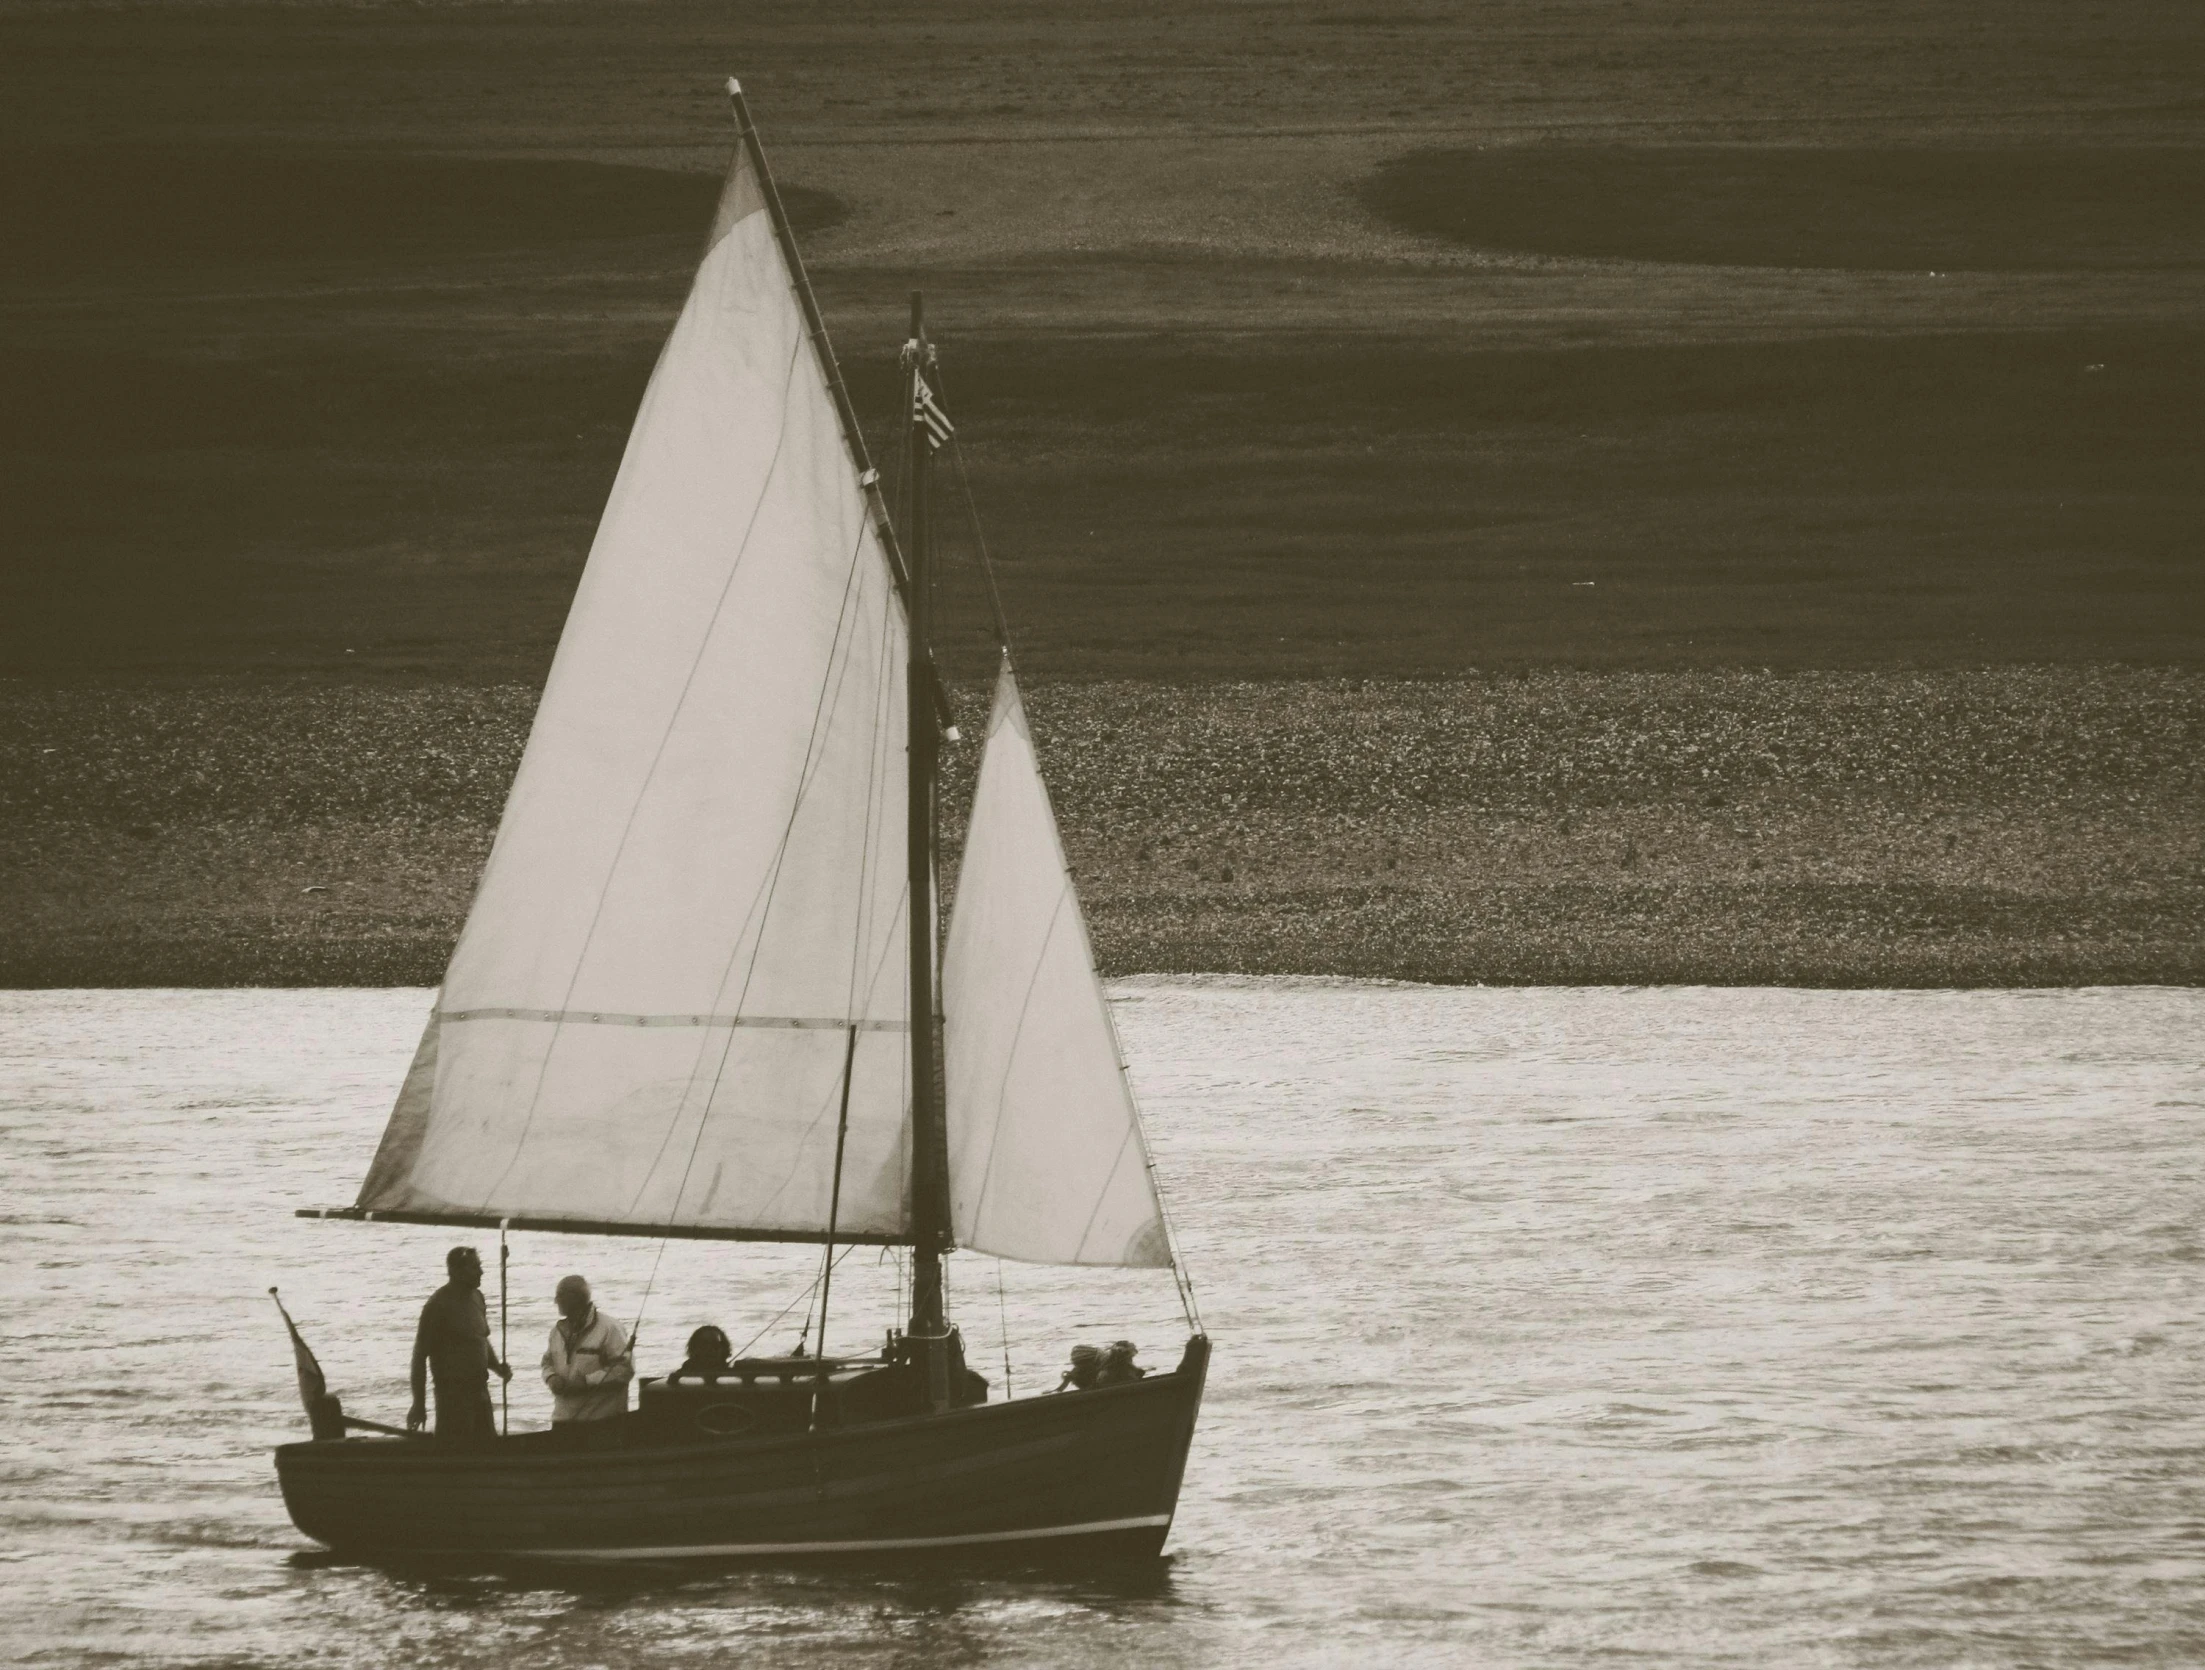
top-left (4, 0), bottom-right (2200, 1664)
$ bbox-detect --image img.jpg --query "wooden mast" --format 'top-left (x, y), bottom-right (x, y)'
top-left (727, 82), bottom-right (953, 1400)
top-left (905, 291), bottom-right (954, 1409)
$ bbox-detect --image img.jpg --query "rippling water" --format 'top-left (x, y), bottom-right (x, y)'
top-left (5, 982), bottom-right (2201, 1667)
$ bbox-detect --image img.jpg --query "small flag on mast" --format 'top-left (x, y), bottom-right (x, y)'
top-left (914, 373), bottom-right (955, 451)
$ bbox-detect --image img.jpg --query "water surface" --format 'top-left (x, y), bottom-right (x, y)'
top-left (5, 983), bottom-right (2201, 1667)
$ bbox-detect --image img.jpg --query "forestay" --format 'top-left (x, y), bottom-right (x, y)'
top-left (357, 142), bottom-right (914, 1240)
top-left (941, 666), bottom-right (1171, 1268)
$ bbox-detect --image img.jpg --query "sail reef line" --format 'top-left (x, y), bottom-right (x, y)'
top-left (436, 1010), bottom-right (907, 1032)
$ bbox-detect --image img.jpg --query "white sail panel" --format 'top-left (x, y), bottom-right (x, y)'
top-left (357, 143), bottom-right (913, 1238)
top-left (942, 667), bottom-right (1170, 1268)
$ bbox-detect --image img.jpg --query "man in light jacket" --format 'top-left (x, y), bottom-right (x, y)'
top-left (542, 1274), bottom-right (633, 1425)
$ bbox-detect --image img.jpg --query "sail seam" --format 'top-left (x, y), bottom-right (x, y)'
top-left (473, 321), bottom-right (813, 1211)
top-left (1072, 1123), bottom-right (1142, 1264)
top-left (438, 1009), bottom-right (906, 1032)
top-left (675, 514), bottom-right (887, 1229)
top-left (965, 880), bottom-right (1076, 1242)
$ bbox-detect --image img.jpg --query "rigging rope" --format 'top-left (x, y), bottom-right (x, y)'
top-left (627, 1236), bottom-right (670, 1358)
top-left (930, 356), bottom-right (1207, 1341)
top-left (888, 331), bottom-right (1205, 1349)
top-left (945, 420), bottom-right (1014, 655)
top-left (619, 513), bottom-right (881, 1358)
top-left (741, 1248), bottom-right (852, 1362)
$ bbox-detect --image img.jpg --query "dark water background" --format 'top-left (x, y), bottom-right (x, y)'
top-left (5, 982), bottom-right (2201, 1667)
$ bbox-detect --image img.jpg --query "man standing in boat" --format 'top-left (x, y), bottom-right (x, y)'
top-left (541, 1274), bottom-right (632, 1426)
top-left (406, 1246), bottom-right (512, 1440)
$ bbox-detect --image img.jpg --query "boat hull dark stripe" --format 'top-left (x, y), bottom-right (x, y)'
top-left (275, 1338), bottom-right (1207, 1559)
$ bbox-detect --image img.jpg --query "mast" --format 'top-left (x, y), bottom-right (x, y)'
top-left (905, 292), bottom-right (954, 1409)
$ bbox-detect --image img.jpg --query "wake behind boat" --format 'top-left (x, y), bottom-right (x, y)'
top-left (273, 79), bottom-right (1208, 1563)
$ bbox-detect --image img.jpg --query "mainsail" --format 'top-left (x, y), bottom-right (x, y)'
top-left (357, 140), bottom-right (914, 1241)
top-left (941, 665), bottom-right (1171, 1268)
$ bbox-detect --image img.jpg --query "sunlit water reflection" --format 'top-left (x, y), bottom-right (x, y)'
top-left (4, 982), bottom-right (2201, 1667)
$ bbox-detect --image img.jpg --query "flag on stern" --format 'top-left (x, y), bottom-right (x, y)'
top-left (914, 373), bottom-right (955, 450)
top-left (271, 1288), bottom-right (343, 1439)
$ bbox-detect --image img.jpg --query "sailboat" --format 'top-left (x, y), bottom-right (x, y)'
top-left (272, 81), bottom-right (1208, 1561)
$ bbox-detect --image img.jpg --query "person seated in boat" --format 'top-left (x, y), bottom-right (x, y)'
top-left (407, 1246), bottom-right (512, 1441)
top-left (1096, 1340), bottom-right (1148, 1386)
top-left (541, 1274), bottom-right (633, 1424)
top-left (1053, 1343), bottom-right (1104, 1392)
top-left (666, 1324), bottom-right (735, 1384)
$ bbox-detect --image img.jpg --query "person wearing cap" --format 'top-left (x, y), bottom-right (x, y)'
top-left (1096, 1340), bottom-right (1148, 1386)
top-left (1054, 1343), bottom-right (1104, 1392)
top-left (541, 1274), bottom-right (633, 1425)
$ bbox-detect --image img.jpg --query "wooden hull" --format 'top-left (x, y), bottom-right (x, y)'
top-left (275, 1337), bottom-right (1206, 1562)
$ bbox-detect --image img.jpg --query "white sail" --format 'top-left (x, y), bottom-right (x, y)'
top-left (357, 142), bottom-right (914, 1240)
top-left (942, 666), bottom-right (1171, 1268)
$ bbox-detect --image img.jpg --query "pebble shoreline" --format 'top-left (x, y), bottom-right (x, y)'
top-left (2, 667), bottom-right (2197, 988)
